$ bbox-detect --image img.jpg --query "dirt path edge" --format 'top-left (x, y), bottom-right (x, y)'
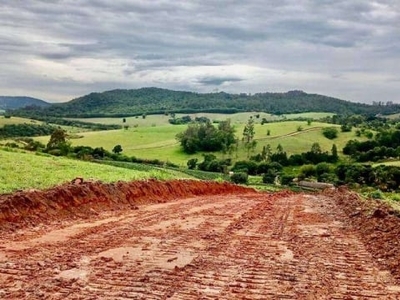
top-left (325, 187), bottom-right (400, 282)
top-left (0, 179), bottom-right (255, 230)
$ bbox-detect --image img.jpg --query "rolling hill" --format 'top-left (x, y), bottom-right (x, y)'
top-left (10, 87), bottom-right (400, 118)
top-left (0, 96), bottom-right (50, 110)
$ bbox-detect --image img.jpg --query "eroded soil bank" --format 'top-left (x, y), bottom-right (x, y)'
top-left (0, 179), bottom-right (254, 231)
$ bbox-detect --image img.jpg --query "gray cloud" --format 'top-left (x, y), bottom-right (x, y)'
top-left (197, 76), bottom-right (244, 86)
top-left (0, 0), bottom-right (399, 103)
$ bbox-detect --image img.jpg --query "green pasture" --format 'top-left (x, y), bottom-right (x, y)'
top-left (385, 113), bottom-right (400, 120)
top-left (0, 116), bottom-right (41, 127)
top-left (67, 111), bottom-right (334, 127)
top-left (34, 120), bottom-right (365, 165)
top-left (68, 112), bottom-right (274, 127)
top-left (373, 161), bottom-right (400, 167)
top-left (280, 112), bottom-right (334, 120)
top-left (249, 122), bottom-right (361, 155)
top-left (0, 148), bottom-right (182, 194)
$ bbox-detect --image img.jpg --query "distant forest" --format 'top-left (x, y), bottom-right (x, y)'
top-left (9, 87), bottom-right (400, 118)
top-left (0, 96), bottom-right (50, 110)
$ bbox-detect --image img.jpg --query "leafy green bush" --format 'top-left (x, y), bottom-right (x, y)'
top-left (299, 164), bottom-right (316, 179)
top-left (232, 160), bottom-right (258, 175)
top-left (187, 158), bottom-right (198, 169)
top-left (281, 175), bottom-right (295, 185)
top-left (262, 170), bottom-right (278, 184)
top-left (369, 190), bottom-right (384, 199)
top-left (230, 172), bottom-right (248, 184)
top-left (322, 127), bottom-right (338, 139)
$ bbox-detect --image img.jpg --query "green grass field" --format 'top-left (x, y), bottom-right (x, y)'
top-left (33, 120), bottom-right (365, 166)
top-left (373, 161), bottom-right (400, 167)
top-left (68, 112), bottom-right (334, 127)
top-left (0, 116), bottom-right (42, 127)
top-left (0, 148), bottom-right (185, 194)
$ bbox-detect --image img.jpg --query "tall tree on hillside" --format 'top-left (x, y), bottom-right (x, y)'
top-left (46, 127), bottom-right (71, 155)
top-left (243, 117), bottom-right (257, 157)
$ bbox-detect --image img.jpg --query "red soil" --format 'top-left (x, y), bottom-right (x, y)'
top-left (0, 179), bottom-right (254, 231)
top-left (0, 180), bottom-right (400, 299)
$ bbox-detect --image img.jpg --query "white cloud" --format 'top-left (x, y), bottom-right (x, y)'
top-left (0, 0), bottom-right (399, 103)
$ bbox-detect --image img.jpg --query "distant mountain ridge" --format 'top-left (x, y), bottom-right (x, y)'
top-left (0, 96), bottom-right (50, 110)
top-left (9, 87), bottom-right (400, 117)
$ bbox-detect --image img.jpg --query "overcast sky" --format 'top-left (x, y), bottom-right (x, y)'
top-left (0, 0), bottom-right (399, 103)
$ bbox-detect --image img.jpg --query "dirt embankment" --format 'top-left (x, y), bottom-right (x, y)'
top-left (325, 187), bottom-right (400, 282)
top-left (0, 180), bottom-right (254, 231)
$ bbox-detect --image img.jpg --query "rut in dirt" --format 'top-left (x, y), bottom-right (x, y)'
top-left (0, 180), bottom-right (400, 299)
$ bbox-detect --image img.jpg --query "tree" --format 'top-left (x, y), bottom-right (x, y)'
top-left (316, 162), bottom-right (331, 182)
top-left (322, 127), bottom-right (338, 139)
top-left (341, 124), bottom-right (352, 132)
top-left (176, 120), bottom-right (236, 154)
top-left (112, 144), bottom-right (123, 154)
top-left (331, 144), bottom-right (338, 162)
top-left (243, 117), bottom-right (257, 158)
top-left (45, 128), bottom-right (71, 156)
top-left (311, 143), bottom-right (322, 154)
top-left (243, 117), bottom-right (255, 144)
top-left (270, 145), bottom-right (288, 166)
top-left (187, 158), bottom-right (198, 169)
top-left (261, 145), bottom-right (271, 161)
top-left (218, 119), bottom-right (236, 155)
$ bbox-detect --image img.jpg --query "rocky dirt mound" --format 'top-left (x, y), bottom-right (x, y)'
top-left (325, 187), bottom-right (400, 282)
top-left (0, 179), bottom-right (255, 230)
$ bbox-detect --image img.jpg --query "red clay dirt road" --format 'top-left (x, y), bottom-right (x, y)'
top-left (0, 181), bottom-right (400, 299)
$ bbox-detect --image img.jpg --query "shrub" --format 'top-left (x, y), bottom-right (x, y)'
top-left (232, 160), bottom-right (258, 175)
top-left (281, 175), bottom-right (295, 185)
top-left (316, 163), bottom-right (331, 177)
top-left (341, 124), bottom-right (352, 132)
top-left (299, 164), bottom-right (316, 179)
top-left (322, 127), bottom-right (338, 139)
top-left (262, 170), bottom-right (277, 184)
top-left (187, 158), bottom-right (198, 170)
top-left (230, 172), bottom-right (248, 184)
top-left (369, 190), bottom-right (384, 200)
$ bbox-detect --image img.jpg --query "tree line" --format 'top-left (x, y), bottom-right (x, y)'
top-left (9, 87), bottom-right (400, 118)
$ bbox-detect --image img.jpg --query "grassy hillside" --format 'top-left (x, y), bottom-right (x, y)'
top-left (11, 88), bottom-right (400, 118)
top-left (0, 148), bottom-right (189, 194)
top-left (68, 112), bottom-right (334, 127)
top-left (34, 120), bottom-right (365, 165)
top-left (0, 116), bottom-right (42, 127)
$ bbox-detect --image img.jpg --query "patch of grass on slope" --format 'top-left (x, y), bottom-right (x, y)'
top-left (0, 116), bottom-right (41, 127)
top-left (0, 148), bottom-right (181, 194)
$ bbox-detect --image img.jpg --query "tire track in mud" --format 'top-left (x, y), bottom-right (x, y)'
top-left (1, 191), bottom-right (400, 299)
